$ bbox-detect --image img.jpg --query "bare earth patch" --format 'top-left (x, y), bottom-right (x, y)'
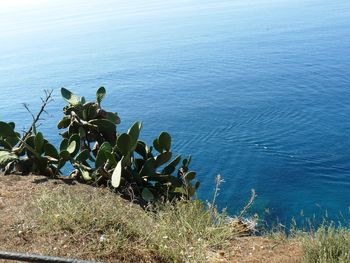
top-left (0, 174), bottom-right (302, 262)
top-left (222, 237), bottom-right (301, 263)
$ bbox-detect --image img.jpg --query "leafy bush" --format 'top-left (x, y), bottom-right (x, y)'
top-left (0, 88), bottom-right (200, 203)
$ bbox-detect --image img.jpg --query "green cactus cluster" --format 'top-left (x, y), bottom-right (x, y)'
top-left (0, 122), bottom-right (60, 176)
top-left (0, 87), bottom-right (200, 203)
top-left (111, 122), bottom-right (200, 201)
top-left (57, 87), bottom-right (120, 182)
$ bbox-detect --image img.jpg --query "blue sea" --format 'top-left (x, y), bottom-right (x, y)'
top-left (1, 0), bottom-right (350, 225)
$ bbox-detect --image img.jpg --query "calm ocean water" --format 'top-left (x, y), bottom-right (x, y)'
top-left (1, 0), bottom-right (350, 224)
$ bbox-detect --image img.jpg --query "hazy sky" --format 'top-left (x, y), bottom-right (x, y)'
top-left (1, 0), bottom-right (48, 9)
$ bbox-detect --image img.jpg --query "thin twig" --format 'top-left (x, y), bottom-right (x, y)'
top-left (211, 174), bottom-right (223, 208)
top-left (23, 103), bottom-right (35, 121)
top-left (238, 189), bottom-right (256, 219)
top-left (208, 174), bottom-right (224, 224)
top-left (19, 89), bottom-right (54, 147)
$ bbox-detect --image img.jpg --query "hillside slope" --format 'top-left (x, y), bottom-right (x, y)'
top-left (0, 174), bottom-right (301, 262)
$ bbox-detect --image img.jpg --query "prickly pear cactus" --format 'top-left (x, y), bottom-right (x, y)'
top-left (58, 87), bottom-right (120, 181)
top-left (0, 121), bottom-right (60, 176)
top-left (1, 87), bottom-right (200, 204)
top-left (111, 121), bottom-right (200, 201)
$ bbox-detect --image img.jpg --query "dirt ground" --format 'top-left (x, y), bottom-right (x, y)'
top-left (0, 174), bottom-right (303, 263)
top-left (210, 237), bottom-right (302, 263)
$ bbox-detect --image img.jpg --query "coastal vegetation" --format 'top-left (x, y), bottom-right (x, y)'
top-left (301, 224), bottom-right (350, 263)
top-left (31, 181), bottom-right (236, 262)
top-left (0, 175), bottom-right (292, 262)
top-left (1, 89), bottom-right (350, 262)
top-left (1, 174), bottom-right (350, 262)
top-left (0, 88), bottom-right (199, 203)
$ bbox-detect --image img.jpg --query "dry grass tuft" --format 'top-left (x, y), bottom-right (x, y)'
top-left (29, 185), bottom-right (239, 262)
top-left (300, 224), bottom-right (350, 263)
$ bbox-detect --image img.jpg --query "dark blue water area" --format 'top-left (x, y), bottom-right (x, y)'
top-left (1, 0), bottom-right (350, 225)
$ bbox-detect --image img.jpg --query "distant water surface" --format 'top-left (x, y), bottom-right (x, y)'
top-left (1, 0), bottom-right (350, 224)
